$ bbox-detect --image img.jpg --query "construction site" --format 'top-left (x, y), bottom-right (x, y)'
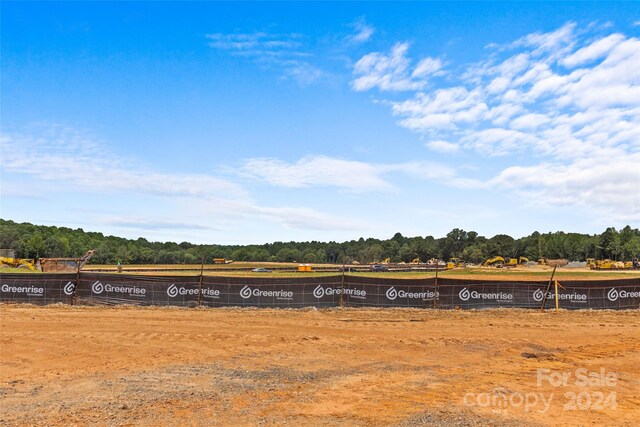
top-left (0, 249), bottom-right (96, 273)
top-left (2, 247), bottom-right (639, 426)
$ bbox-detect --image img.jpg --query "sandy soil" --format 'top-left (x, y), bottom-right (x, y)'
top-left (1, 305), bottom-right (638, 426)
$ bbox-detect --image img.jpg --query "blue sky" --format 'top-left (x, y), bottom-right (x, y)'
top-left (1, 1), bottom-right (639, 244)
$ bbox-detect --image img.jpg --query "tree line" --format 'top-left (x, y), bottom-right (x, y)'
top-left (1, 219), bottom-right (639, 265)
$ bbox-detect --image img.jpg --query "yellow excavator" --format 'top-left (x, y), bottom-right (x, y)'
top-left (447, 257), bottom-right (464, 269)
top-left (505, 256), bottom-right (529, 267)
top-left (484, 256), bottom-right (529, 268)
top-left (484, 256), bottom-right (506, 267)
top-left (0, 256), bottom-right (36, 271)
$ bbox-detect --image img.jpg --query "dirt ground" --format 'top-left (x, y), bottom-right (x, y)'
top-left (0, 305), bottom-right (638, 426)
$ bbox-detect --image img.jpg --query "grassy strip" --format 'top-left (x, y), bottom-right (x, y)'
top-left (3, 265), bottom-right (638, 280)
top-left (0, 267), bottom-right (40, 274)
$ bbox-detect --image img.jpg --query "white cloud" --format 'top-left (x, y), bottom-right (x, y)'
top-left (0, 130), bottom-right (245, 199)
top-left (206, 31), bottom-right (322, 86)
top-left (558, 38), bottom-right (640, 109)
top-left (206, 32), bottom-right (303, 54)
top-left (241, 155), bottom-right (481, 191)
top-left (512, 22), bottom-right (576, 57)
top-left (281, 60), bottom-right (324, 86)
top-left (461, 128), bottom-right (539, 156)
top-left (0, 126), bottom-right (369, 233)
top-left (412, 57), bottom-right (444, 78)
top-left (510, 113), bottom-right (551, 130)
top-left (252, 206), bottom-right (368, 231)
top-left (352, 22), bottom-right (640, 223)
top-left (241, 156), bottom-right (395, 192)
top-left (561, 33), bottom-right (626, 67)
top-left (425, 140), bottom-right (459, 153)
top-left (486, 76), bottom-right (511, 94)
top-left (392, 87), bottom-right (487, 131)
top-left (348, 17), bottom-right (374, 43)
top-left (352, 43), bottom-right (419, 91)
top-left (100, 216), bottom-right (212, 231)
top-left (492, 153), bottom-right (640, 222)
top-left (351, 43), bottom-right (444, 92)
top-left (486, 103), bottom-right (525, 126)
top-left (388, 161), bottom-right (483, 189)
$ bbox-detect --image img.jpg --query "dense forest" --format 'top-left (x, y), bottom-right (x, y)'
top-left (1, 219), bottom-right (639, 265)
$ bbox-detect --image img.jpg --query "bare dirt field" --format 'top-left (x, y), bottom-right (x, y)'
top-left (79, 262), bottom-right (640, 280)
top-left (1, 305), bottom-right (638, 426)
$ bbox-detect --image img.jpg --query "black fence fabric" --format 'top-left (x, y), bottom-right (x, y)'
top-left (342, 276), bottom-right (437, 307)
top-left (76, 273), bottom-right (201, 307)
top-left (435, 278), bottom-right (546, 309)
top-left (555, 279), bottom-right (640, 310)
top-left (0, 273), bottom-right (76, 305)
top-left (1, 273), bottom-right (638, 310)
top-left (201, 276), bottom-right (344, 308)
top-left (434, 278), bottom-right (640, 310)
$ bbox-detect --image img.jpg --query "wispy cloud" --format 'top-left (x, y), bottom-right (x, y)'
top-left (560, 33), bottom-right (626, 67)
top-left (241, 156), bottom-right (395, 192)
top-left (101, 216), bottom-right (213, 231)
top-left (280, 60), bottom-right (324, 86)
top-left (424, 140), bottom-right (460, 153)
top-left (251, 205), bottom-right (368, 231)
top-left (352, 22), bottom-right (640, 222)
top-left (347, 17), bottom-right (374, 44)
top-left (240, 155), bottom-right (480, 191)
top-left (0, 128), bottom-right (246, 199)
top-left (0, 125), bottom-right (368, 232)
top-left (351, 42), bottom-right (445, 92)
top-left (206, 32), bottom-right (305, 55)
top-left (512, 21), bottom-right (576, 58)
top-left (491, 152), bottom-right (640, 222)
top-left (206, 31), bottom-right (322, 86)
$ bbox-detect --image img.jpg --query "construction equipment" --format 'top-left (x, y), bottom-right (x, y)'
top-left (538, 258), bottom-right (569, 267)
top-left (411, 257), bottom-right (422, 264)
top-left (447, 257), bottom-right (463, 269)
top-left (40, 249), bottom-right (95, 273)
top-left (589, 259), bottom-right (635, 270)
top-left (297, 264), bottom-right (313, 272)
top-left (484, 256), bottom-right (506, 267)
top-left (586, 258), bottom-right (596, 268)
top-left (504, 256), bottom-right (530, 267)
top-left (0, 256), bottom-right (36, 271)
top-left (505, 258), bottom-right (518, 267)
top-left (484, 256), bottom-right (528, 268)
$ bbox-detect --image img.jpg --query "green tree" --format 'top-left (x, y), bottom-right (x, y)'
top-left (599, 227), bottom-right (619, 259)
top-left (462, 244), bottom-right (486, 264)
top-left (25, 232), bottom-right (45, 259)
top-left (44, 236), bottom-right (70, 257)
top-left (275, 248), bottom-right (301, 262)
top-left (487, 234), bottom-right (515, 257)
